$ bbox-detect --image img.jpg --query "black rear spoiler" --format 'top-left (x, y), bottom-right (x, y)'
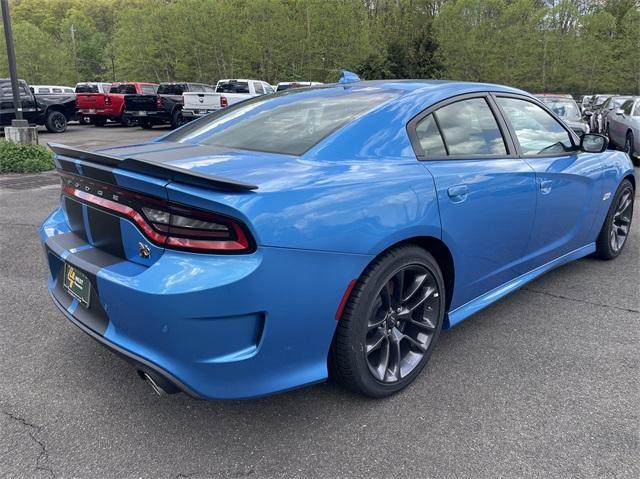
top-left (48, 143), bottom-right (258, 192)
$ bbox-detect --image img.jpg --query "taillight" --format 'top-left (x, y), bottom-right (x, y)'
top-left (104, 95), bottom-right (112, 106)
top-left (220, 96), bottom-right (228, 108)
top-left (156, 96), bottom-right (163, 110)
top-left (60, 174), bottom-right (254, 253)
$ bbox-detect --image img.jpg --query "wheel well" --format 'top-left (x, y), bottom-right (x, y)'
top-left (375, 236), bottom-right (455, 317)
top-left (624, 173), bottom-right (635, 192)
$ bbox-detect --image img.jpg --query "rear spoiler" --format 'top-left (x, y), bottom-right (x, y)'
top-left (48, 143), bottom-right (258, 192)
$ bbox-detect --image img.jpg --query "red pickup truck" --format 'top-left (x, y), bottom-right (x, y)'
top-left (76, 82), bottom-right (158, 126)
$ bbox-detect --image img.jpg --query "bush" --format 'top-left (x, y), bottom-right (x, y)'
top-left (0, 140), bottom-right (54, 173)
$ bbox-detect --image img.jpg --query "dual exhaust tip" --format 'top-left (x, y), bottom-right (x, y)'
top-left (137, 370), bottom-right (180, 396)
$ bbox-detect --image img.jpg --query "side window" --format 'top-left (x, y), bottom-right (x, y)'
top-left (253, 81), bottom-right (265, 95)
top-left (263, 83), bottom-right (274, 94)
top-left (433, 98), bottom-right (507, 156)
top-left (633, 102), bottom-right (640, 117)
top-left (52, 88), bottom-right (62, 93)
top-left (497, 97), bottom-right (573, 155)
top-left (38, 88), bottom-right (51, 94)
top-left (415, 114), bottom-right (446, 156)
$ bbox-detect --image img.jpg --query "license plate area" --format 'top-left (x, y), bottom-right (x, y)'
top-left (63, 263), bottom-right (91, 308)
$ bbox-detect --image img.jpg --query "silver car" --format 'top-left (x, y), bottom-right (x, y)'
top-left (536, 95), bottom-right (589, 135)
top-left (607, 97), bottom-right (640, 164)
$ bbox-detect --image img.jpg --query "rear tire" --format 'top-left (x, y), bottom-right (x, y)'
top-left (120, 114), bottom-right (135, 127)
top-left (595, 179), bottom-right (634, 260)
top-left (170, 109), bottom-right (185, 129)
top-left (44, 110), bottom-right (67, 133)
top-left (330, 245), bottom-right (445, 398)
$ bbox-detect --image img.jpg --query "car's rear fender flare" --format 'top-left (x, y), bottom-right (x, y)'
top-left (357, 233), bottom-right (455, 328)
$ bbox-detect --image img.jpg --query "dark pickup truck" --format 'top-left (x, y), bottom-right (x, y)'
top-left (1, 78), bottom-right (76, 133)
top-left (124, 82), bottom-right (215, 129)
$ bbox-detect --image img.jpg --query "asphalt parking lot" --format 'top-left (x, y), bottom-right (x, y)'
top-left (1, 125), bottom-right (639, 478)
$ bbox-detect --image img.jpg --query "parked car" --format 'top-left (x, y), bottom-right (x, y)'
top-left (124, 82), bottom-right (215, 129)
top-left (182, 79), bottom-right (273, 120)
top-left (275, 81), bottom-right (323, 91)
top-left (74, 82), bottom-right (112, 124)
top-left (31, 85), bottom-right (75, 95)
top-left (536, 94), bottom-right (589, 135)
top-left (76, 81), bottom-right (158, 127)
top-left (40, 80), bottom-right (636, 400)
top-left (607, 97), bottom-right (640, 164)
top-left (598, 96), bottom-right (633, 135)
top-left (1, 78), bottom-right (76, 132)
top-left (587, 94), bottom-right (616, 132)
top-left (579, 95), bottom-right (594, 113)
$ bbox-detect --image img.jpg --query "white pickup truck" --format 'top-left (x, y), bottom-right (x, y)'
top-left (182, 79), bottom-right (274, 120)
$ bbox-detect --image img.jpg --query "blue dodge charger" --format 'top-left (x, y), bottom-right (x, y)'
top-left (40, 79), bottom-right (636, 399)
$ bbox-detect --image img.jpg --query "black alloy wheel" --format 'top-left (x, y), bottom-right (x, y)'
top-left (596, 179), bottom-right (634, 259)
top-left (365, 265), bottom-right (441, 383)
top-left (45, 110), bottom-right (67, 133)
top-left (330, 245), bottom-right (445, 397)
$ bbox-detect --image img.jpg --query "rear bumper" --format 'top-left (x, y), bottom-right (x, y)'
top-left (183, 108), bottom-right (218, 118)
top-left (40, 207), bottom-right (371, 399)
top-left (124, 110), bottom-right (169, 122)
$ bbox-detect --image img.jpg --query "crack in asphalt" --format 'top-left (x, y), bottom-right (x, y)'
top-left (522, 287), bottom-right (640, 314)
top-left (2, 411), bottom-right (55, 478)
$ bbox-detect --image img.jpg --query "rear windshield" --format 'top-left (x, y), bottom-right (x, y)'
top-left (110, 84), bottom-right (137, 94)
top-left (158, 84), bottom-right (185, 95)
top-left (216, 81), bottom-right (250, 94)
top-left (165, 89), bottom-right (398, 155)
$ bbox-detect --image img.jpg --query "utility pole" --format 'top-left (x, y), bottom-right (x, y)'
top-left (70, 24), bottom-right (79, 83)
top-left (1, 0), bottom-right (23, 121)
top-left (1, 0), bottom-right (37, 144)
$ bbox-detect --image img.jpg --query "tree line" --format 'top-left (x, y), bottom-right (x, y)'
top-left (1, 0), bottom-right (639, 95)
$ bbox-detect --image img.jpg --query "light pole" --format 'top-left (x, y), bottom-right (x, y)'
top-left (1, 0), bottom-right (25, 124)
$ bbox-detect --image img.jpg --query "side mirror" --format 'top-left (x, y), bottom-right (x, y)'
top-left (615, 109), bottom-right (624, 116)
top-left (580, 133), bottom-right (608, 153)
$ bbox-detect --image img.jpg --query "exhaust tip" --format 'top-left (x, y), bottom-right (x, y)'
top-left (143, 372), bottom-right (166, 396)
top-left (137, 369), bottom-right (179, 396)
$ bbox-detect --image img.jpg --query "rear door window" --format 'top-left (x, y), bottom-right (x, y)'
top-left (415, 114), bottom-right (447, 156)
top-left (432, 98), bottom-right (507, 156)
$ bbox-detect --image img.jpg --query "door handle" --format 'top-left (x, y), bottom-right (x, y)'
top-left (539, 179), bottom-right (553, 194)
top-left (447, 184), bottom-right (468, 202)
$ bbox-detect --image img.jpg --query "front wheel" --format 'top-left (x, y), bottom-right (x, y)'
top-left (44, 110), bottom-right (67, 133)
top-left (330, 245), bottom-right (445, 397)
top-left (595, 179), bottom-right (634, 260)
